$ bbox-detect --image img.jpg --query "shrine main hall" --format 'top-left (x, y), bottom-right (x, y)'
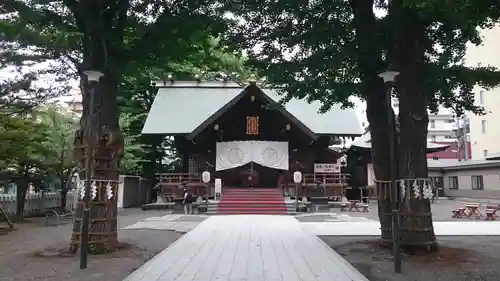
top-left (142, 80), bottom-right (362, 202)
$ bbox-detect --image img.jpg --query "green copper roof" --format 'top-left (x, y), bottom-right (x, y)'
top-left (142, 81), bottom-right (362, 136)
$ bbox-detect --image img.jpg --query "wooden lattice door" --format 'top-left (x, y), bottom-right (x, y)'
top-left (188, 154), bottom-right (201, 175)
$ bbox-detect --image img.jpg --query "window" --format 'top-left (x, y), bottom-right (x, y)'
top-left (481, 120), bottom-right (486, 133)
top-left (484, 150), bottom-right (489, 157)
top-left (471, 175), bottom-right (484, 190)
top-left (447, 119), bottom-right (454, 123)
top-left (449, 176), bottom-right (459, 189)
top-left (430, 120), bottom-right (436, 128)
top-left (479, 90), bottom-right (484, 105)
top-left (430, 176), bottom-right (444, 196)
top-left (430, 135), bottom-right (436, 142)
top-left (361, 122), bottom-right (366, 127)
top-left (445, 135), bottom-right (454, 139)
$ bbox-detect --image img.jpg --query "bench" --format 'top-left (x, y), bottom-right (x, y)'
top-left (45, 208), bottom-right (74, 226)
top-left (486, 209), bottom-right (497, 220)
top-left (452, 207), bottom-right (466, 218)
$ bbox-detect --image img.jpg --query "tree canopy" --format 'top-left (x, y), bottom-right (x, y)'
top-left (228, 0), bottom-right (500, 115)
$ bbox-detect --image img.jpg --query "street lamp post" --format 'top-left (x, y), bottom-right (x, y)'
top-left (80, 70), bottom-right (104, 270)
top-left (378, 70), bottom-right (402, 273)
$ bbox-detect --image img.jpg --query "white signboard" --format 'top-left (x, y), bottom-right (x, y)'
top-left (314, 163), bottom-right (341, 173)
top-left (214, 178), bottom-right (222, 200)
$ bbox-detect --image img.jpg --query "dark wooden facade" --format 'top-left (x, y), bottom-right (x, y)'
top-left (159, 84), bottom-right (350, 198)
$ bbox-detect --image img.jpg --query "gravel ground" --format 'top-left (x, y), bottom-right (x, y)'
top-left (0, 209), bottom-right (183, 281)
top-left (321, 236), bottom-right (500, 281)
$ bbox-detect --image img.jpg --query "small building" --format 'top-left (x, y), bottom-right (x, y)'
top-left (428, 159), bottom-right (500, 199)
top-left (347, 132), bottom-right (451, 191)
top-left (142, 80), bottom-right (362, 198)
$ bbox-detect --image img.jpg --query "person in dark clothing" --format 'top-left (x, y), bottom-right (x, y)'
top-left (183, 188), bottom-right (194, 215)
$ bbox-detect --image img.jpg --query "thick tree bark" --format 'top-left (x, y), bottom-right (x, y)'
top-left (351, 0), bottom-right (437, 249)
top-left (350, 0), bottom-right (394, 243)
top-left (391, 2), bottom-right (437, 251)
top-left (68, 1), bottom-right (126, 253)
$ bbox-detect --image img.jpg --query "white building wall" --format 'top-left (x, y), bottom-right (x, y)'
top-left (465, 24), bottom-right (500, 159)
top-left (355, 100), bottom-right (456, 142)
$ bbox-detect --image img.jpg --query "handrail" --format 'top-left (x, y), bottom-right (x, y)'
top-left (302, 173), bottom-right (350, 184)
top-left (157, 173), bottom-right (201, 183)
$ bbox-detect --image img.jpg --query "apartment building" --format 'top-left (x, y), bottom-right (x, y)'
top-left (356, 99), bottom-right (456, 143)
top-left (465, 25), bottom-right (500, 160)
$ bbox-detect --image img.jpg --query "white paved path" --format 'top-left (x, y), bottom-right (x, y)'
top-left (124, 215), bottom-right (368, 281)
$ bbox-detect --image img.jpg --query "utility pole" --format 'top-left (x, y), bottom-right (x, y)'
top-left (455, 116), bottom-right (462, 161)
top-left (463, 116), bottom-right (469, 161)
top-left (378, 70), bottom-right (402, 274)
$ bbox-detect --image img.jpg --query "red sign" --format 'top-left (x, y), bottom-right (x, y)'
top-left (314, 163), bottom-right (341, 173)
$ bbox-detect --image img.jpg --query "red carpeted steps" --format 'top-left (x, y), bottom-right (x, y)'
top-left (216, 188), bottom-right (288, 215)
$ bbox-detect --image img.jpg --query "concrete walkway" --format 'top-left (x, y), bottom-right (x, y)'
top-left (124, 215), bottom-right (368, 281)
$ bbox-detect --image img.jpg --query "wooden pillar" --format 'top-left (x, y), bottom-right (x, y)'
top-left (182, 152), bottom-right (189, 174)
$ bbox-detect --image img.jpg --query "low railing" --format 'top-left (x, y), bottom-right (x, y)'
top-left (157, 173), bottom-right (201, 184)
top-left (302, 173), bottom-right (350, 185)
top-left (284, 173), bottom-right (350, 199)
top-left (156, 173), bottom-right (207, 200)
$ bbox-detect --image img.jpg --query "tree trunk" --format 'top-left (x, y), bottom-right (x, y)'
top-left (15, 183), bottom-right (28, 221)
top-left (60, 184), bottom-right (68, 212)
top-left (391, 1), bottom-right (437, 251)
top-left (350, 0), bottom-right (395, 244)
top-left (58, 164), bottom-right (67, 211)
top-left (68, 3), bottom-right (126, 253)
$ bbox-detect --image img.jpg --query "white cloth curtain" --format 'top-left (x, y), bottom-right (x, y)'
top-left (216, 141), bottom-right (253, 171)
top-left (215, 141), bottom-right (289, 171)
top-left (251, 141), bottom-right (289, 170)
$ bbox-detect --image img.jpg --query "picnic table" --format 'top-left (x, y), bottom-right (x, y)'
top-left (465, 204), bottom-right (482, 219)
top-left (452, 207), bottom-right (466, 218)
top-left (485, 205), bottom-right (499, 220)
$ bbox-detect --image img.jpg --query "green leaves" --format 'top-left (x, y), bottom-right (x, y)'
top-left (228, 0), bottom-right (500, 114)
top-left (0, 105), bottom-right (78, 187)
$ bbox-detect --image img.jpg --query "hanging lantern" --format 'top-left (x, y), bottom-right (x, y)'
top-left (202, 171), bottom-right (211, 183)
top-left (293, 171), bottom-right (302, 184)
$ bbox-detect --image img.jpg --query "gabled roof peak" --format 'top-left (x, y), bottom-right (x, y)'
top-left (152, 80), bottom-right (242, 88)
top-left (151, 80), bottom-right (278, 89)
